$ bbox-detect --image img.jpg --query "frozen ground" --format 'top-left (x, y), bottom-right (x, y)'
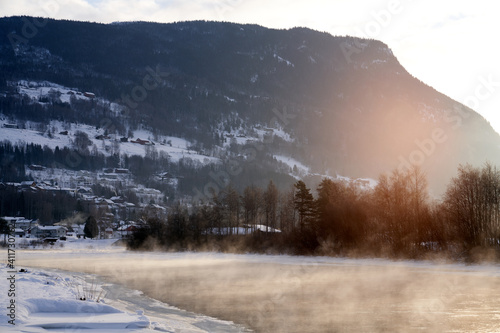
top-left (12, 238), bottom-right (500, 332)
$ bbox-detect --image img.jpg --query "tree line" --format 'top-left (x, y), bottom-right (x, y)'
top-left (0, 185), bottom-right (79, 224)
top-left (129, 164), bottom-right (500, 260)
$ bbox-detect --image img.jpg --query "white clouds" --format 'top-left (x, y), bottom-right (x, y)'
top-left (0, 0), bottom-right (99, 21)
top-left (2, 0), bottom-right (500, 132)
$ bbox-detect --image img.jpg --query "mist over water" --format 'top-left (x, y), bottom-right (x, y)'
top-left (20, 251), bottom-right (500, 332)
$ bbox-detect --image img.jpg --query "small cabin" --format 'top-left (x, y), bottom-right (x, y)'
top-left (130, 138), bottom-right (153, 145)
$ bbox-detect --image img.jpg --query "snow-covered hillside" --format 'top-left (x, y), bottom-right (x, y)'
top-left (0, 118), bottom-right (218, 165)
top-left (2, 80), bottom-right (220, 164)
top-left (2, 79), bottom-right (379, 196)
top-left (3, 80), bottom-right (297, 166)
top-left (15, 80), bottom-right (109, 106)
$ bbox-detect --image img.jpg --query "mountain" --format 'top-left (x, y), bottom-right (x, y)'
top-left (1, 16), bottom-right (499, 195)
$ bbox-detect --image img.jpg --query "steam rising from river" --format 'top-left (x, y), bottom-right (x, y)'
top-left (19, 251), bottom-right (500, 332)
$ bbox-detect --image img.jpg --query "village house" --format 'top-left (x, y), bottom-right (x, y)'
top-left (15, 227), bottom-right (27, 236)
top-left (71, 224), bottom-right (85, 238)
top-left (130, 138), bottom-right (153, 145)
top-left (31, 225), bottom-right (67, 239)
top-left (116, 223), bottom-right (138, 238)
top-left (1, 217), bottom-right (38, 232)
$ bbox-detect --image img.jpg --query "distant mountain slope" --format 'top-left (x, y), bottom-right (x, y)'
top-left (1, 17), bottom-right (499, 194)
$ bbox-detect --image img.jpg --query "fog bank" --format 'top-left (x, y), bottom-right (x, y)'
top-left (19, 251), bottom-right (500, 332)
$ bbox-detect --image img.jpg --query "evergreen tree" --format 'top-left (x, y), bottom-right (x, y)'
top-left (293, 180), bottom-right (315, 231)
top-left (316, 178), bottom-right (342, 242)
top-left (0, 218), bottom-right (9, 244)
top-left (84, 216), bottom-right (99, 239)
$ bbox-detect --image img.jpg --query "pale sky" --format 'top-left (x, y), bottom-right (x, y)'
top-left (2, 0), bottom-right (500, 133)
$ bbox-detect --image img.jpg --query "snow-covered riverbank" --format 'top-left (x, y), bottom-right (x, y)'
top-left (0, 265), bottom-right (156, 332)
top-left (0, 264), bottom-right (247, 332)
top-left (1, 238), bottom-right (248, 332)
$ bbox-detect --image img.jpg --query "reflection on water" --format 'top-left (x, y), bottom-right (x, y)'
top-left (20, 252), bottom-right (500, 333)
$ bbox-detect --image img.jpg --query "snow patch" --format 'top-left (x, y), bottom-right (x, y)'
top-left (274, 155), bottom-right (309, 174)
top-left (335, 174), bottom-right (378, 189)
top-left (14, 80), bottom-right (94, 105)
top-left (273, 54), bottom-right (295, 67)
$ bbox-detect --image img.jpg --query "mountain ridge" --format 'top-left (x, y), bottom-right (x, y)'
top-left (1, 16), bottom-right (499, 195)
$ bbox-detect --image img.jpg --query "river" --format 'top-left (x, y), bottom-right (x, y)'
top-left (19, 249), bottom-right (500, 332)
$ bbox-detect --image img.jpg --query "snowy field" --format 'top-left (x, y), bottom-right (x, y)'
top-left (0, 117), bottom-right (218, 165)
top-left (8, 239), bottom-right (500, 332)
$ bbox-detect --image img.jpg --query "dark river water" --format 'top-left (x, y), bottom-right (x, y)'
top-left (19, 250), bottom-right (500, 333)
